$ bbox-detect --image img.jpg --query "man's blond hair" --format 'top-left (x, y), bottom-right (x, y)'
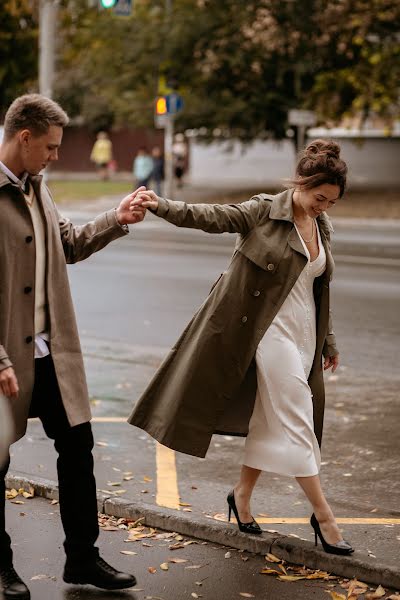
top-left (3, 94), bottom-right (69, 140)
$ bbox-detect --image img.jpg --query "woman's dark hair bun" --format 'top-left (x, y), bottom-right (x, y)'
top-left (291, 138), bottom-right (347, 197)
top-left (304, 139), bottom-right (341, 159)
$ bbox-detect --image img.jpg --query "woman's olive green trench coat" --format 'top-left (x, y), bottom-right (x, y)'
top-left (128, 189), bottom-right (338, 458)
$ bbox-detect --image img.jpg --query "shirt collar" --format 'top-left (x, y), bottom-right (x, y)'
top-left (0, 160), bottom-right (29, 189)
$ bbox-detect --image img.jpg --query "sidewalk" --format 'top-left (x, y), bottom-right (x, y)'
top-left (6, 416), bottom-right (400, 591)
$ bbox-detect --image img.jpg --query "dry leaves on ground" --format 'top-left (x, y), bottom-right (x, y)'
top-left (6, 487), bottom-right (34, 503)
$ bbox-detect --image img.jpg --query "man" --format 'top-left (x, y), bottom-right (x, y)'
top-left (0, 94), bottom-right (145, 599)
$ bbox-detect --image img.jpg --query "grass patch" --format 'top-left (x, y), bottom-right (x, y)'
top-left (48, 179), bottom-right (132, 203)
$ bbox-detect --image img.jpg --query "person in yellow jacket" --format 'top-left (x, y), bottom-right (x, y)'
top-left (90, 131), bottom-right (113, 180)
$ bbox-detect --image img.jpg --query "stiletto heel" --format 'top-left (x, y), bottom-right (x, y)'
top-left (226, 490), bottom-right (262, 535)
top-left (310, 514), bottom-right (354, 555)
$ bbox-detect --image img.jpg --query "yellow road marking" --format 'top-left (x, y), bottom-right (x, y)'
top-left (254, 518), bottom-right (400, 525)
top-left (156, 443), bottom-right (180, 510)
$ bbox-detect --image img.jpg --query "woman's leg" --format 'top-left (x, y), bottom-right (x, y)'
top-left (296, 475), bottom-right (343, 544)
top-left (233, 465), bottom-right (262, 522)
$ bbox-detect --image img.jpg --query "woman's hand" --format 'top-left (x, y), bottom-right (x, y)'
top-left (324, 354), bottom-right (339, 373)
top-left (130, 190), bottom-right (159, 213)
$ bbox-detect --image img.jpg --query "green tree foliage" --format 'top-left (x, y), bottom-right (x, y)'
top-left (0, 0), bottom-right (38, 118)
top-left (1, 1), bottom-right (398, 139)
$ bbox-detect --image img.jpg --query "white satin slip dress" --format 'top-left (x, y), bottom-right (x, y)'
top-left (243, 223), bottom-right (326, 477)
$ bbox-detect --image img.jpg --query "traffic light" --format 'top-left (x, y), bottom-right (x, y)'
top-left (98, 0), bottom-right (132, 14)
top-left (155, 97), bottom-right (167, 115)
top-left (99, 0), bottom-right (116, 7)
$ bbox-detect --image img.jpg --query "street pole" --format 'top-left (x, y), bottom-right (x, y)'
top-left (163, 0), bottom-right (173, 198)
top-left (39, 0), bottom-right (59, 99)
top-left (164, 114), bottom-right (174, 198)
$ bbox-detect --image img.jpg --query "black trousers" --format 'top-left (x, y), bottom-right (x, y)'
top-left (0, 355), bottom-right (99, 566)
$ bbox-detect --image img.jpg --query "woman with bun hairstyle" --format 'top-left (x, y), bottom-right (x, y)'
top-left (128, 139), bottom-right (353, 555)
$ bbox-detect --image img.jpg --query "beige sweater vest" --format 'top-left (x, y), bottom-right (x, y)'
top-left (23, 184), bottom-right (48, 335)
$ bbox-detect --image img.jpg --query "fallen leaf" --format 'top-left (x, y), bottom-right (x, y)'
top-left (31, 574), bottom-right (54, 581)
top-left (102, 526), bottom-right (119, 531)
top-left (169, 558), bottom-right (188, 564)
top-left (240, 594), bottom-right (255, 598)
top-left (148, 567), bottom-right (157, 574)
top-left (160, 563), bottom-right (169, 571)
top-left (107, 482), bottom-right (121, 487)
top-left (365, 586), bottom-right (386, 599)
top-left (387, 595), bottom-right (400, 599)
top-left (143, 476), bottom-right (153, 482)
top-left (96, 441), bottom-right (108, 447)
top-left (49, 499), bottom-right (58, 505)
top-left (11, 500), bottom-right (25, 505)
top-left (327, 593), bottom-right (346, 600)
top-left (265, 553), bottom-right (281, 563)
top-left (260, 568), bottom-right (281, 575)
top-left (123, 476), bottom-right (134, 481)
top-left (278, 575), bottom-right (307, 582)
top-left (179, 502), bottom-right (192, 507)
top-left (183, 508), bottom-right (192, 512)
top-left (224, 552), bottom-right (231, 559)
top-left (191, 594), bottom-right (202, 599)
top-left (185, 565), bottom-right (203, 570)
top-left (169, 543), bottom-right (185, 550)
top-left (120, 550), bottom-right (138, 556)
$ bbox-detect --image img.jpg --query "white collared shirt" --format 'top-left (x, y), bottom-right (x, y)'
top-left (0, 161), bottom-right (50, 359)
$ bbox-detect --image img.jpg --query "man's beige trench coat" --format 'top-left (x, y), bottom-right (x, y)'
top-left (129, 189), bottom-right (338, 458)
top-left (0, 171), bottom-right (127, 443)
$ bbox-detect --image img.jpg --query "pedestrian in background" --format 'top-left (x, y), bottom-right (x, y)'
top-left (0, 94), bottom-right (146, 599)
top-left (133, 146), bottom-right (153, 189)
top-left (129, 139), bottom-right (354, 557)
top-left (151, 146), bottom-right (164, 196)
top-left (172, 133), bottom-right (187, 188)
top-left (90, 131), bottom-right (113, 180)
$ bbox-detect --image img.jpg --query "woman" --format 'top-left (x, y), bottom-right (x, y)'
top-left (128, 139), bottom-right (354, 555)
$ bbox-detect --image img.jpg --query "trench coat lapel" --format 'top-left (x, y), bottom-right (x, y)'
top-left (269, 188), bottom-right (307, 258)
top-left (268, 187), bottom-right (335, 272)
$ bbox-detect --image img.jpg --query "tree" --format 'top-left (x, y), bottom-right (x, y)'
top-left (0, 0), bottom-right (38, 119)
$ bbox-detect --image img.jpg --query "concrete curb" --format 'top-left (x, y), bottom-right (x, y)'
top-left (6, 471), bottom-right (400, 591)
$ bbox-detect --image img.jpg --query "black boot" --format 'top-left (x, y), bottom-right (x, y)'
top-left (63, 555), bottom-right (136, 590)
top-left (0, 564), bottom-right (30, 599)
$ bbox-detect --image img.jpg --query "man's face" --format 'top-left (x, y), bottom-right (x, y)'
top-left (20, 125), bottom-right (63, 175)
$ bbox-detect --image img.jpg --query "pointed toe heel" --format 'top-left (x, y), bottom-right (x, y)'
top-left (310, 513), bottom-right (354, 555)
top-left (226, 490), bottom-right (262, 535)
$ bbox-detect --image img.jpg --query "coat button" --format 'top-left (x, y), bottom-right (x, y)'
top-left (24, 286), bottom-right (32, 294)
top-left (267, 263), bottom-right (275, 271)
top-left (252, 290), bottom-right (261, 297)
top-left (241, 316), bottom-right (248, 323)
top-left (25, 236), bottom-right (33, 243)
top-left (25, 336), bottom-right (33, 344)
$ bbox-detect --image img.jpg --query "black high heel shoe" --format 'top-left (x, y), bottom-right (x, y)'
top-left (227, 490), bottom-right (262, 535)
top-left (310, 513), bottom-right (354, 555)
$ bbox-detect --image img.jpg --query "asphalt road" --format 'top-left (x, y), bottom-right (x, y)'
top-left (4, 496), bottom-right (372, 600)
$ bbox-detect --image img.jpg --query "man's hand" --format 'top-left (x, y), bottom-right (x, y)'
top-left (0, 367), bottom-right (19, 398)
top-left (116, 186), bottom-right (147, 225)
top-left (130, 190), bottom-right (159, 213)
top-left (324, 354), bottom-right (339, 373)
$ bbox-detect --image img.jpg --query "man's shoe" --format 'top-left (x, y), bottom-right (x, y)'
top-left (63, 555), bottom-right (136, 590)
top-left (0, 565), bottom-right (30, 599)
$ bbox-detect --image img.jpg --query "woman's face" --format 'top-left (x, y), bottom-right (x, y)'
top-left (295, 183), bottom-right (340, 218)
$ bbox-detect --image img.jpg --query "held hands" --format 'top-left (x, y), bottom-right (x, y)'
top-left (0, 367), bottom-right (19, 398)
top-left (115, 186), bottom-right (148, 225)
top-left (324, 354), bottom-right (339, 373)
top-left (129, 190), bottom-right (159, 214)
